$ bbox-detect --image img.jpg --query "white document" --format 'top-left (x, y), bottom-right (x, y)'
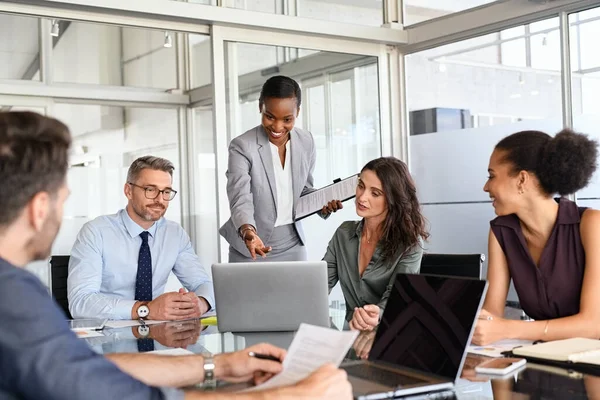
top-left (245, 323), bottom-right (358, 391)
top-left (468, 339), bottom-right (533, 358)
top-left (149, 348), bottom-right (195, 356)
top-left (295, 174), bottom-right (359, 221)
top-left (104, 319), bottom-right (168, 329)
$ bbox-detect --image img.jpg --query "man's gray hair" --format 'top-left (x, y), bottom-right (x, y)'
top-left (127, 156), bottom-right (174, 183)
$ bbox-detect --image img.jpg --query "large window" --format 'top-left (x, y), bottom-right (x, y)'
top-left (52, 21), bottom-right (178, 89)
top-left (406, 23), bottom-right (563, 302)
top-left (0, 14), bottom-right (40, 81)
top-left (404, 0), bottom-right (498, 26)
top-left (570, 6), bottom-right (600, 211)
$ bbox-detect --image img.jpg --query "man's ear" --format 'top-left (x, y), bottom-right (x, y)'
top-left (296, 106), bottom-right (301, 118)
top-left (124, 183), bottom-right (133, 200)
top-left (28, 192), bottom-right (50, 232)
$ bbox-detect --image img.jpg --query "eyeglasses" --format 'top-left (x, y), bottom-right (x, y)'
top-left (128, 182), bottom-right (178, 201)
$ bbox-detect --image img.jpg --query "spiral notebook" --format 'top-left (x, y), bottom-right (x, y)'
top-left (512, 338), bottom-right (600, 369)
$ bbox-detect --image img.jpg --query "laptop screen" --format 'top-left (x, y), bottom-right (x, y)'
top-left (368, 273), bottom-right (487, 382)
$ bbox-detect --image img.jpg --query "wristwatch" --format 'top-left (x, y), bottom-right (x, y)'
top-left (202, 353), bottom-right (216, 389)
top-left (137, 303), bottom-right (150, 319)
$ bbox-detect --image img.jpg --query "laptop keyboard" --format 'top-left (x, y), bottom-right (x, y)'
top-left (343, 364), bottom-right (428, 387)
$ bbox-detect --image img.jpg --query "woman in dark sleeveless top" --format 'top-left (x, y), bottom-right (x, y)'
top-left (472, 129), bottom-right (600, 345)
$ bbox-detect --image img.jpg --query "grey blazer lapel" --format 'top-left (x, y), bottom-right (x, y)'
top-left (256, 127), bottom-right (278, 210)
top-left (290, 128), bottom-right (304, 207)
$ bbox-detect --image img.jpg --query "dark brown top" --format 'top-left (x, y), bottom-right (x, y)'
top-left (490, 198), bottom-right (587, 321)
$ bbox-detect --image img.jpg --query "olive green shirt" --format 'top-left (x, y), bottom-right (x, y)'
top-left (323, 220), bottom-right (423, 322)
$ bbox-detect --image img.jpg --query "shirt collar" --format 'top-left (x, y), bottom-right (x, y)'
top-left (352, 219), bottom-right (365, 239)
top-left (119, 208), bottom-right (160, 239)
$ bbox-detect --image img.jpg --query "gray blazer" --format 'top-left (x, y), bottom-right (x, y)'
top-left (219, 125), bottom-right (316, 257)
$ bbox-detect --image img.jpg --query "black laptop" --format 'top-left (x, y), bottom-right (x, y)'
top-left (342, 273), bottom-right (488, 399)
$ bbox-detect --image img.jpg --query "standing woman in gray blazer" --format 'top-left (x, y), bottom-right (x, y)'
top-left (219, 76), bottom-right (341, 262)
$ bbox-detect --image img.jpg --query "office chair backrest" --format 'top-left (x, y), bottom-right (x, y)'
top-left (49, 255), bottom-right (72, 319)
top-left (420, 253), bottom-right (484, 279)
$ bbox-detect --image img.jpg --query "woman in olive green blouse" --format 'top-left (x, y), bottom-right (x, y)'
top-left (323, 157), bottom-right (428, 331)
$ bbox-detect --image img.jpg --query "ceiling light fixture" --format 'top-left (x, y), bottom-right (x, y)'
top-left (164, 31), bottom-right (173, 48)
top-left (51, 20), bottom-right (60, 37)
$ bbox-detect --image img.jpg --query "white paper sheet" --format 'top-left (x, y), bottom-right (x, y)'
top-left (295, 175), bottom-right (358, 220)
top-left (245, 323), bottom-right (358, 391)
top-left (148, 348), bottom-right (195, 356)
top-left (104, 319), bottom-right (168, 329)
top-left (468, 339), bottom-right (533, 358)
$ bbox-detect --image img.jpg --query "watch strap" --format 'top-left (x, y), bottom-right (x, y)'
top-left (202, 353), bottom-right (216, 388)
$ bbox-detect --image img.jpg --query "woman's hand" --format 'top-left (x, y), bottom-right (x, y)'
top-left (353, 330), bottom-right (376, 359)
top-left (349, 305), bottom-right (380, 331)
top-left (242, 227), bottom-right (272, 260)
top-left (472, 309), bottom-right (511, 345)
top-left (321, 200), bottom-right (343, 218)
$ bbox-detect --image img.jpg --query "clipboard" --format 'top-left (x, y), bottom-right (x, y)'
top-left (294, 174), bottom-right (359, 221)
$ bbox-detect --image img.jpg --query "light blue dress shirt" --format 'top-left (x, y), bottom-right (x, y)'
top-left (68, 209), bottom-right (214, 320)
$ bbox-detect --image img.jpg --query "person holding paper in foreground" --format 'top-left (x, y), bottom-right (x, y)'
top-left (473, 129), bottom-right (600, 345)
top-left (0, 111), bottom-right (352, 400)
top-left (324, 157), bottom-right (428, 331)
top-left (220, 75), bottom-right (341, 262)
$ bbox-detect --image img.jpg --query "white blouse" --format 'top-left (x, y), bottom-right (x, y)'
top-left (269, 140), bottom-right (294, 227)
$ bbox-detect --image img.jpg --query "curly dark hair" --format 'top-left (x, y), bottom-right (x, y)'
top-left (361, 157), bottom-right (429, 261)
top-left (495, 129), bottom-right (598, 196)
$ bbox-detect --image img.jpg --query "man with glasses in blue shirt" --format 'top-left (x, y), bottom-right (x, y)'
top-left (68, 156), bottom-right (214, 322)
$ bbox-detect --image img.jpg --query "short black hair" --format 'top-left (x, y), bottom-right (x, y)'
top-left (258, 75), bottom-right (301, 109)
top-left (0, 111), bottom-right (71, 228)
top-left (495, 129), bottom-right (598, 196)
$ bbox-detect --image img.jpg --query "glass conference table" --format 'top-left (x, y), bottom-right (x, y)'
top-left (82, 309), bottom-right (598, 399)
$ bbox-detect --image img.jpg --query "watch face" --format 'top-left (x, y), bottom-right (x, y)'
top-left (138, 305), bottom-right (150, 318)
top-left (137, 325), bottom-right (150, 337)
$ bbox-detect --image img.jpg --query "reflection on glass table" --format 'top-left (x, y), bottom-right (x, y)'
top-left (81, 314), bottom-right (600, 399)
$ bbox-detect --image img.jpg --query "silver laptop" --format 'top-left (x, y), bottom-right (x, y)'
top-left (342, 273), bottom-right (488, 399)
top-left (212, 261), bottom-right (329, 332)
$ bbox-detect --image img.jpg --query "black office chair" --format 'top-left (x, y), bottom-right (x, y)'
top-left (49, 255), bottom-right (72, 319)
top-left (420, 253), bottom-right (484, 279)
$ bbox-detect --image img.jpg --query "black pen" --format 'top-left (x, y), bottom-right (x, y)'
top-left (248, 351), bottom-right (281, 363)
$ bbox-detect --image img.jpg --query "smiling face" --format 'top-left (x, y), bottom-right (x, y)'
top-left (260, 97), bottom-right (299, 142)
top-left (355, 169), bottom-right (388, 221)
top-left (483, 149), bottom-right (526, 216)
top-left (125, 168), bottom-right (172, 223)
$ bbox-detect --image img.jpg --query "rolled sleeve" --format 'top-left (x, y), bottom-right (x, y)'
top-left (173, 229), bottom-right (215, 310)
top-left (68, 223), bottom-right (134, 320)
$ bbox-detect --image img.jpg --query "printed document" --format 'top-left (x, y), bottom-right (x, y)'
top-left (295, 174), bottom-right (358, 221)
top-left (245, 323), bottom-right (358, 391)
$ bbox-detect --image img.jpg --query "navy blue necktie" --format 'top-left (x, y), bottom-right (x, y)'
top-left (135, 231), bottom-right (153, 302)
top-left (136, 231), bottom-right (154, 352)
